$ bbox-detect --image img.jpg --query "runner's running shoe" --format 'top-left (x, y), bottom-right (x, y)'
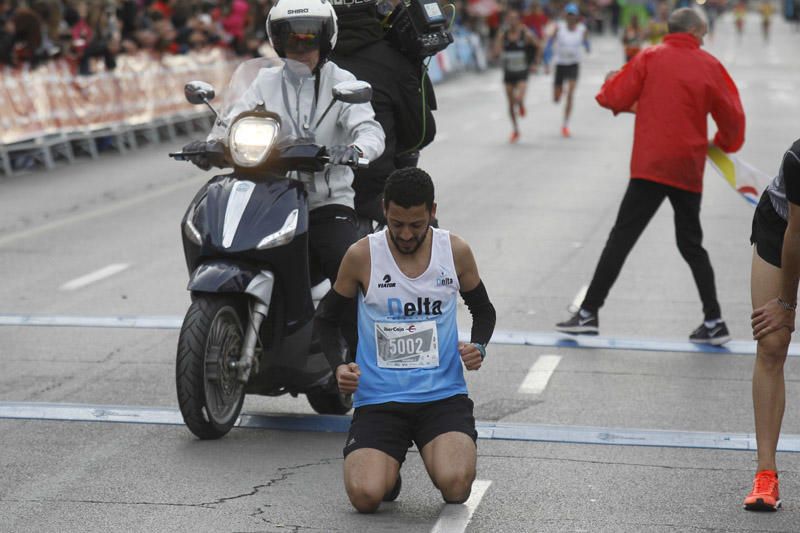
top-left (689, 321), bottom-right (731, 346)
top-left (744, 470), bottom-right (781, 511)
top-left (510, 131), bottom-right (520, 143)
top-left (561, 126), bottom-right (571, 138)
top-left (555, 310), bottom-right (598, 335)
top-left (383, 474), bottom-right (402, 502)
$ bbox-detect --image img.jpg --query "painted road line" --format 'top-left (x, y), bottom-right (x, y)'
top-left (0, 313), bottom-right (795, 357)
top-left (0, 177), bottom-right (205, 248)
top-left (0, 314), bottom-right (184, 329)
top-left (60, 263), bottom-right (131, 291)
top-left (568, 285), bottom-right (588, 314)
top-left (2, 401), bottom-right (799, 453)
top-left (518, 355), bottom-right (562, 394)
top-left (430, 480), bottom-right (492, 533)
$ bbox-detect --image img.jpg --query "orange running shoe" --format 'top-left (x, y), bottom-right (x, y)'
top-left (561, 126), bottom-right (571, 138)
top-left (510, 131), bottom-right (520, 143)
top-left (744, 470), bottom-right (781, 511)
top-left (519, 102), bottom-right (526, 117)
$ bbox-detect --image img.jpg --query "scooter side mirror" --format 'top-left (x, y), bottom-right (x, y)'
top-left (332, 81), bottom-right (372, 104)
top-left (185, 81), bottom-right (216, 105)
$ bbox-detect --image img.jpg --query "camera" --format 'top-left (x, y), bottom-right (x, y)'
top-left (383, 0), bottom-right (454, 60)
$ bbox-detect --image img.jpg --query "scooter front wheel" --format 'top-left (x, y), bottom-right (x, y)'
top-left (176, 295), bottom-right (246, 439)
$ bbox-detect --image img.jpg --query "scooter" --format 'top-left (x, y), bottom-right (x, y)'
top-left (170, 57), bottom-right (371, 440)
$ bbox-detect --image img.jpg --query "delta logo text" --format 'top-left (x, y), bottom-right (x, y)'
top-left (388, 297), bottom-right (442, 317)
top-left (378, 274), bottom-right (396, 289)
top-left (436, 271), bottom-right (454, 287)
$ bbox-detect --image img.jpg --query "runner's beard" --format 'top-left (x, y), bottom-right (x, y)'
top-left (389, 226), bottom-right (429, 255)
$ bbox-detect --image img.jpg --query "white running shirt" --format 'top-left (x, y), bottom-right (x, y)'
top-left (554, 21), bottom-right (587, 65)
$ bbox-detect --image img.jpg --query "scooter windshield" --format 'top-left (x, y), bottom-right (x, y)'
top-left (208, 57), bottom-right (315, 147)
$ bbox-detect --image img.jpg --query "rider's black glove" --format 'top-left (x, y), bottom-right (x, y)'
top-left (182, 140), bottom-right (212, 171)
top-left (328, 144), bottom-right (362, 166)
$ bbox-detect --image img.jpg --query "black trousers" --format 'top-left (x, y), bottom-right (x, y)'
top-left (581, 179), bottom-right (722, 321)
top-left (308, 204), bottom-right (358, 284)
top-left (309, 204), bottom-right (359, 359)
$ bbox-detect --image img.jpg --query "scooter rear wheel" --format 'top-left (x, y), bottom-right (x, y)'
top-left (176, 295), bottom-right (246, 439)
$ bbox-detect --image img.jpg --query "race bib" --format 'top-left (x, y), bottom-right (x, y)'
top-left (375, 321), bottom-right (439, 369)
top-left (504, 50), bottom-right (528, 72)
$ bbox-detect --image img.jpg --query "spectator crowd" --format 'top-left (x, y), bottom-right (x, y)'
top-left (0, 0), bottom-right (274, 74)
top-left (1, 0), bottom-right (796, 76)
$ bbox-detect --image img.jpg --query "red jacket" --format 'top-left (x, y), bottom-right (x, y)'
top-left (596, 33), bottom-right (745, 193)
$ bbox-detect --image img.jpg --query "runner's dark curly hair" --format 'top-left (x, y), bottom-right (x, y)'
top-left (383, 167), bottom-right (435, 212)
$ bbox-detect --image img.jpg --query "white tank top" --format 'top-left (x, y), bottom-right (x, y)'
top-left (354, 228), bottom-right (466, 407)
top-left (554, 21), bottom-right (587, 65)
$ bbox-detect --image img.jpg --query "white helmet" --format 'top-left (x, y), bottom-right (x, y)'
top-left (266, 0), bottom-right (338, 63)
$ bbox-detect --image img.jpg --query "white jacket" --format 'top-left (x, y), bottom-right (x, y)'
top-left (211, 60), bottom-right (385, 211)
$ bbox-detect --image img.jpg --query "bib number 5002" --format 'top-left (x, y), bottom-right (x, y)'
top-left (389, 337), bottom-right (424, 356)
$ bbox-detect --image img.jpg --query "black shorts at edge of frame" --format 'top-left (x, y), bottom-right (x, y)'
top-left (554, 63), bottom-right (579, 86)
top-left (751, 192), bottom-right (787, 268)
top-left (342, 394), bottom-right (478, 464)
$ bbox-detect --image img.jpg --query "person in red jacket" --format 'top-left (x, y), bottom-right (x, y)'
top-left (555, 7), bottom-right (745, 344)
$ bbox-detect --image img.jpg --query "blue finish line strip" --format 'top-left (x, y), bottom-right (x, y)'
top-left (0, 313), bottom-right (796, 356)
top-left (1, 401), bottom-right (799, 453)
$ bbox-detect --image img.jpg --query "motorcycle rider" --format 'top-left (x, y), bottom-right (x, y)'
top-left (184, 0), bottom-right (385, 286)
top-left (329, 0), bottom-right (436, 225)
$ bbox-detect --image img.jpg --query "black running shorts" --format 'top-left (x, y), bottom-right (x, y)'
top-left (342, 394), bottom-right (478, 464)
top-left (554, 63), bottom-right (579, 86)
top-left (504, 71), bottom-right (529, 85)
top-left (751, 192), bottom-right (787, 268)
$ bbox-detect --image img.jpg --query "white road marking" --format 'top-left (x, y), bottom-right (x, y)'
top-left (567, 284), bottom-right (588, 314)
top-left (430, 480), bottom-right (492, 533)
top-left (2, 314), bottom-right (796, 356)
top-left (2, 401), bottom-right (800, 452)
top-left (60, 263), bottom-right (130, 291)
top-left (0, 177), bottom-right (204, 248)
top-left (518, 355), bottom-right (562, 394)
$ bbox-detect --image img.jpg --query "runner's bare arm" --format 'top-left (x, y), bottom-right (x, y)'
top-left (492, 31), bottom-right (504, 60)
top-left (451, 233), bottom-right (480, 292)
top-left (451, 234), bottom-right (496, 369)
top-left (332, 238), bottom-right (371, 298)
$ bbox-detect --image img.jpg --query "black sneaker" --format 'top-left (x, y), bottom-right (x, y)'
top-left (689, 321), bottom-right (731, 346)
top-left (383, 474), bottom-right (401, 502)
top-left (555, 310), bottom-right (599, 335)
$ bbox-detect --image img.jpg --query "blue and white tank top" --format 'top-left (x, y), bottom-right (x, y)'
top-left (354, 228), bottom-right (466, 407)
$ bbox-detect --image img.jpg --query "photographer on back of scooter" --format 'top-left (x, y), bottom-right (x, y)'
top-left (184, 0), bottom-right (385, 285)
top-left (329, 0), bottom-right (437, 226)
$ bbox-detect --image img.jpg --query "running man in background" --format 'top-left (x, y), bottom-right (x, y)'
top-left (545, 2), bottom-right (590, 138)
top-left (759, 0), bottom-right (775, 41)
top-left (622, 14), bottom-right (644, 62)
top-left (746, 138), bottom-right (800, 512)
top-left (734, 0), bottom-right (747, 38)
top-left (493, 8), bottom-right (542, 143)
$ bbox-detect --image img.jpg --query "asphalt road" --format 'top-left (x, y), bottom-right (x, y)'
top-left (1, 11), bottom-right (799, 533)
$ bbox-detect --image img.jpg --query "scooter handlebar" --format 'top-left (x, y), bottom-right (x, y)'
top-left (169, 151), bottom-right (203, 161)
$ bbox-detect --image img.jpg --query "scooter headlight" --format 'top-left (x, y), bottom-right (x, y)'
top-left (229, 116), bottom-right (280, 168)
top-left (257, 209), bottom-right (299, 250)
